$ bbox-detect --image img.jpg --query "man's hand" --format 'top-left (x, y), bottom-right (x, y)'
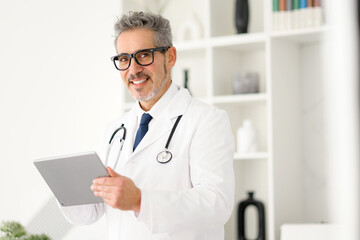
top-left (91, 167), bottom-right (141, 212)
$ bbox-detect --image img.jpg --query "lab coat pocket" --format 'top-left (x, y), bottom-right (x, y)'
top-left (151, 156), bottom-right (192, 191)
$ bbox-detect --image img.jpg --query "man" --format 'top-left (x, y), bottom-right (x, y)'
top-left (60, 11), bottom-right (234, 240)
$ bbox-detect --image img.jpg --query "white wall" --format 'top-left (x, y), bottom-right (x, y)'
top-left (300, 42), bottom-right (329, 223)
top-left (324, 1), bottom-right (360, 239)
top-left (0, 0), bottom-right (122, 238)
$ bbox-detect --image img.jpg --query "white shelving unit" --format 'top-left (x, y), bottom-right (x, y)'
top-left (119, 1), bottom-right (328, 239)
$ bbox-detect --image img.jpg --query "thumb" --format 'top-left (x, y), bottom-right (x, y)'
top-left (107, 167), bottom-right (121, 177)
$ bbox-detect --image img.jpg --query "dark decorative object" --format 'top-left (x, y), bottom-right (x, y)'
top-left (238, 191), bottom-right (266, 240)
top-left (235, 0), bottom-right (249, 34)
top-left (184, 69), bottom-right (191, 95)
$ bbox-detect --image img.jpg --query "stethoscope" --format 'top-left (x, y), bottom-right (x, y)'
top-left (104, 115), bottom-right (183, 168)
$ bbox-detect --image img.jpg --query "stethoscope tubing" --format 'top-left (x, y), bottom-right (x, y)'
top-left (108, 124), bottom-right (126, 144)
top-left (105, 124), bottom-right (126, 168)
top-left (105, 115), bottom-right (183, 168)
top-left (164, 115), bottom-right (182, 149)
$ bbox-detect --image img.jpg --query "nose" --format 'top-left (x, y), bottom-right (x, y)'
top-left (127, 58), bottom-right (144, 75)
top-left (125, 60), bottom-right (146, 82)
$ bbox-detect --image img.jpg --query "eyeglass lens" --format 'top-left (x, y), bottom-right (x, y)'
top-left (116, 49), bottom-right (154, 70)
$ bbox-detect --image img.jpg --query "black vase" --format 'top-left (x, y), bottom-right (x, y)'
top-left (183, 69), bottom-right (192, 95)
top-left (235, 0), bottom-right (249, 34)
top-left (238, 191), bottom-right (266, 240)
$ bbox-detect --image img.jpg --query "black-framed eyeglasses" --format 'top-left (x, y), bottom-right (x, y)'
top-left (111, 46), bottom-right (170, 71)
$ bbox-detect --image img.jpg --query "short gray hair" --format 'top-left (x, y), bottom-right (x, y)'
top-left (114, 11), bottom-right (173, 48)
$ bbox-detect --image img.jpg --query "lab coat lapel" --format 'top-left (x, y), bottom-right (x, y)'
top-left (133, 116), bottom-right (173, 154)
top-left (120, 107), bottom-right (138, 162)
top-left (130, 87), bottom-right (192, 159)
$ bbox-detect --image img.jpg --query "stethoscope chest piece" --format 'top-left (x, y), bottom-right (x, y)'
top-left (155, 115), bottom-right (183, 164)
top-left (157, 150), bottom-right (172, 164)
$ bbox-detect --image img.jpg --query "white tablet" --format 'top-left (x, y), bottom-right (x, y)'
top-left (34, 151), bottom-right (109, 207)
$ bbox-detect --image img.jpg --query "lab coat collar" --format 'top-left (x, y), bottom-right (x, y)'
top-left (134, 82), bottom-right (179, 123)
top-left (117, 107), bottom-right (138, 163)
top-left (129, 86), bottom-right (191, 159)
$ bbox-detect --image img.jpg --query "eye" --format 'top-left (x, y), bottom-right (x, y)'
top-left (139, 52), bottom-right (151, 58)
top-left (119, 55), bottom-right (129, 63)
top-left (136, 50), bottom-right (152, 59)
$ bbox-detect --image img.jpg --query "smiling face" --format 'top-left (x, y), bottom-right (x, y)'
top-left (116, 29), bottom-right (176, 111)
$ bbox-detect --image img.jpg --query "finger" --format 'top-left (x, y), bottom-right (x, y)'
top-left (93, 177), bottom-right (107, 185)
top-left (91, 184), bottom-right (120, 193)
top-left (94, 191), bottom-right (118, 203)
top-left (93, 176), bottom-right (120, 186)
top-left (107, 167), bottom-right (121, 177)
top-left (93, 191), bottom-right (101, 197)
top-left (91, 184), bottom-right (106, 192)
top-left (94, 177), bottom-right (124, 187)
top-left (93, 190), bottom-right (112, 198)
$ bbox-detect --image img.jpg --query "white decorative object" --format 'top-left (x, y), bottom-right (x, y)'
top-left (134, 0), bottom-right (173, 14)
top-left (237, 119), bottom-right (258, 153)
top-left (177, 13), bottom-right (203, 41)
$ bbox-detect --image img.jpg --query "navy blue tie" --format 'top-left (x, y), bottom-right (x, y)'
top-left (133, 113), bottom-right (152, 151)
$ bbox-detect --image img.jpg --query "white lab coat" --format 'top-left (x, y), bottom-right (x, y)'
top-left (60, 86), bottom-right (235, 240)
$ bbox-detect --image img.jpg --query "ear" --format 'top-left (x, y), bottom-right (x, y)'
top-left (166, 46), bottom-right (177, 68)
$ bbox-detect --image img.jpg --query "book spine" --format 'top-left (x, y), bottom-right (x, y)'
top-left (298, 0), bottom-right (307, 28)
top-left (299, 0), bottom-right (307, 8)
top-left (285, 0), bottom-right (292, 30)
top-left (313, 0), bottom-right (323, 26)
top-left (286, 0), bottom-right (292, 10)
top-left (292, 0), bottom-right (300, 29)
top-left (273, 0), bottom-right (323, 31)
top-left (293, 0), bottom-right (300, 9)
top-left (279, 0), bottom-right (286, 11)
top-left (273, 0), bottom-right (279, 11)
top-left (314, 0), bottom-right (321, 7)
top-left (273, 0), bottom-right (279, 31)
top-left (278, 0), bottom-right (286, 30)
top-left (306, 0), bottom-right (314, 27)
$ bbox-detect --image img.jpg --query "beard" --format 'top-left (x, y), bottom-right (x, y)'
top-left (133, 77), bottom-right (165, 102)
top-left (130, 63), bottom-right (168, 102)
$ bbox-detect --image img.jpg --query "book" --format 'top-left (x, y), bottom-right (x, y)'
top-left (272, 0), bottom-right (323, 31)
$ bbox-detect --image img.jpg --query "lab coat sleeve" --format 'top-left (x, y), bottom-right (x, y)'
top-left (59, 203), bottom-right (105, 225)
top-left (58, 120), bottom-right (112, 225)
top-left (137, 107), bottom-right (235, 234)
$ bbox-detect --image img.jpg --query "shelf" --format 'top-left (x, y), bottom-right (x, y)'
top-left (211, 33), bottom-right (266, 48)
top-left (212, 93), bottom-right (267, 104)
top-left (175, 27), bottom-right (328, 51)
top-left (175, 27), bottom-right (328, 50)
top-left (270, 26), bottom-right (330, 43)
top-left (174, 32), bottom-right (267, 52)
top-left (212, 45), bottom-right (267, 96)
top-left (118, 1), bottom-right (328, 239)
top-left (123, 94), bottom-right (267, 112)
top-left (234, 152), bottom-right (268, 160)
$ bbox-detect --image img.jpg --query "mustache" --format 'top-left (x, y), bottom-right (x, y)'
top-left (127, 72), bottom-right (150, 82)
